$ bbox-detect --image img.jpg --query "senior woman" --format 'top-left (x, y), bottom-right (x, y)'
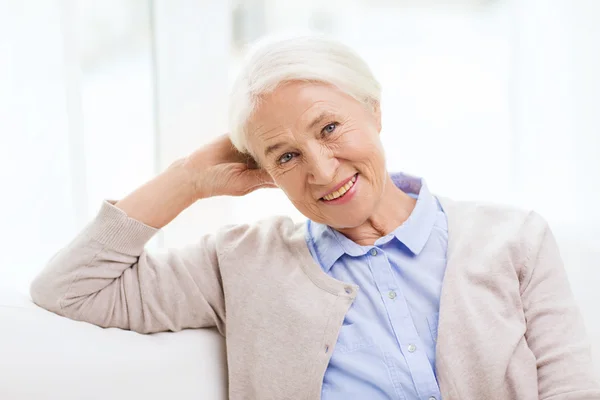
top-left (31, 36), bottom-right (599, 400)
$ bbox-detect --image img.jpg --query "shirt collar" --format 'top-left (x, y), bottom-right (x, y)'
top-left (306, 172), bottom-right (439, 272)
top-left (387, 172), bottom-right (439, 255)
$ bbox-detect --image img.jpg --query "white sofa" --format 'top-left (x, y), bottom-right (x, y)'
top-left (0, 287), bottom-right (228, 400)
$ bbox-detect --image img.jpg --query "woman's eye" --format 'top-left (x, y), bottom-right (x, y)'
top-left (278, 153), bottom-right (295, 164)
top-left (322, 122), bottom-right (338, 135)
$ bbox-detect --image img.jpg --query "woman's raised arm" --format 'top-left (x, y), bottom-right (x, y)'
top-left (30, 135), bottom-right (274, 334)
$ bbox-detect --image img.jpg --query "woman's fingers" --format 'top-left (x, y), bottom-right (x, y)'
top-left (185, 134), bottom-right (277, 198)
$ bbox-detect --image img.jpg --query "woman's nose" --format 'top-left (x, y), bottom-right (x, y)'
top-left (306, 144), bottom-right (338, 185)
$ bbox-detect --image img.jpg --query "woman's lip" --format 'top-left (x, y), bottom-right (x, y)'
top-left (320, 174), bottom-right (358, 199)
top-left (321, 174), bottom-right (358, 205)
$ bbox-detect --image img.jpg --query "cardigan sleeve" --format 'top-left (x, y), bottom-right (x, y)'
top-left (520, 213), bottom-right (600, 399)
top-left (30, 200), bottom-right (227, 335)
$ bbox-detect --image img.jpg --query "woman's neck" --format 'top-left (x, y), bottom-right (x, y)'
top-left (337, 174), bottom-right (417, 246)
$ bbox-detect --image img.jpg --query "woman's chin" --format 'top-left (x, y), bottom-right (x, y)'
top-left (322, 210), bottom-right (370, 230)
top-left (296, 196), bottom-right (373, 228)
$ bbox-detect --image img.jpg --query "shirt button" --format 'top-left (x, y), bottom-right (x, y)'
top-left (408, 344), bottom-right (417, 353)
top-left (370, 248), bottom-right (378, 256)
top-left (388, 290), bottom-right (397, 299)
top-left (344, 286), bottom-right (353, 294)
top-left (429, 397), bottom-right (437, 400)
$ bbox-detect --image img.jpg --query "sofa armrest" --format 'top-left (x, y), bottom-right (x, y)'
top-left (0, 287), bottom-right (228, 400)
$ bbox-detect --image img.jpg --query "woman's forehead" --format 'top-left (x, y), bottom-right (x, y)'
top-left (253, 83), bottom-right (353, 125)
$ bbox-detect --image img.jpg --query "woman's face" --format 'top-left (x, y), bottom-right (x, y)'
top-left (246, 81), bottom-right (387, 229)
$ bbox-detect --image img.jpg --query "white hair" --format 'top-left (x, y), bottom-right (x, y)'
top-left (228, 35), bottom-right (382, 155)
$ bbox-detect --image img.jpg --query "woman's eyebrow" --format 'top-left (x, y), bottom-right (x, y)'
top-left (306, 112), bottom-right (335, 131)
top-left (264, 142), bottom-right (285, 158)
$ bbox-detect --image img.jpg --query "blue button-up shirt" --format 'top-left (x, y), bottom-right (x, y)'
top-left (306, 173), bottom-right (448, 400)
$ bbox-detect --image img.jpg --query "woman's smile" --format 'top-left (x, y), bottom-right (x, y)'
top-left (321, 173), bottom-right (358, 204)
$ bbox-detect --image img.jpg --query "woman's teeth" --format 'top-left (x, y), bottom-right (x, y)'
top-left (323, 175), bottom-right (357, 201)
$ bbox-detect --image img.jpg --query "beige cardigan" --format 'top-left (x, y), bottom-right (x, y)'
top-left (30, 197), bottom-right (600, 399)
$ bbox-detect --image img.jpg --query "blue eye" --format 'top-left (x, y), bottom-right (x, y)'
top-left (323, 122), bottom-right (338, 135)
top-left (278, 152), bottom-right (295, 164)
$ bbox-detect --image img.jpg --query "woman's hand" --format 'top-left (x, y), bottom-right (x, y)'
top-left (182, 134), bottom-right (276, 200)
top-left (115, 134), bottom-right (276, 229)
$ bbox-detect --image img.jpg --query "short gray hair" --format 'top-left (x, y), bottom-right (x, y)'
top-left (228, 35), bottom-right (382, 155)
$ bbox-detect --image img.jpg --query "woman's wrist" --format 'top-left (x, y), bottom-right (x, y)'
top-left (167, 157), bottom-right (202, 202)
top-left (114, 160), bottom-right (198, 229)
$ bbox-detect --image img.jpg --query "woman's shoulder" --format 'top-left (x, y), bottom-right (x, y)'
top-left (440, 198), bottom-right (554, 282)
top-left (438, 196), bottom-right (550, 242)
top-left (213, 215), bottom-right (306, 258)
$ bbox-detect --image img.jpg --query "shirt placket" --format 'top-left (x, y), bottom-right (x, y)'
top-left (368, 247), bottom-right (441, 400)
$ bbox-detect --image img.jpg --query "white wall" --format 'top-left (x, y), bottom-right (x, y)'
top-left (512, 0), bottom-right (600, 363)
top-left (0, 0), bottom-right (157, 290)
top-left (0, 1), bottom-right (78, 290)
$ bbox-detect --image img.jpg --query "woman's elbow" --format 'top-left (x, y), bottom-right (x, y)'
top-left (29, 269), bottom-right (60, 313)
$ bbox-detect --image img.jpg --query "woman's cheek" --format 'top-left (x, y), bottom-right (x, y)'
top-left (277, 178), bottom-right (300, 200)
top-left (267, 166), bottom-right (286, 182)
